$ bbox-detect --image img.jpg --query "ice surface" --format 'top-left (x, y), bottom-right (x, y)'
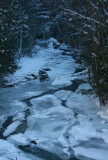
top-left (21, 94), bottom-right (75, 159)
top-left (3, 120), bottom-right (21, 137)
top-left (30, 94), bottom-right (62, 110)
top-left (52, 76), bottom-right (72, 86)
top-left (54, 90), bottom-right (72, 101)
top-left (24, 91), bottom-right (43, 98)
top-left (77, 83), bottom-right (91, 90)
top-left (76, 83), bottom-right (92, 93)
top-left (66, 92), bottom-right (98, 114)
top-left (0, 91), bottom-right (27, 116)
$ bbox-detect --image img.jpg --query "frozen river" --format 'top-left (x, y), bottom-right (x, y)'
top-left (0, 39), bottom-right (108, 160)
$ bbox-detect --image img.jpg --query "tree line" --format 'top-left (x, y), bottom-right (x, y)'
top-left (62, 0), bottom-right (108, 105)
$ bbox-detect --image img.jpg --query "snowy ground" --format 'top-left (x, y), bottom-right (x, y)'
top-left (0, 38), bottom-right (108, 160)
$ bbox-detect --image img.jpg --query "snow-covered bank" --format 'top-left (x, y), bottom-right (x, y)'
top-left (0, 39), bottom-right (108, 160)
top-left (5, 38), bottom-right (79, 86)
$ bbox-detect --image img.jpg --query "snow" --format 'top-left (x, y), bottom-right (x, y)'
top-left (101, 129), bottom-right (108, 143)
top-left (11, 100), bottom-right (27, 108)
top-left (8, 133), bottom-right (30, 146)
top-left (3, 120), bottom-right (21, 137)
top-left (0, 139), bottom-right (31, 160)
top-left (97, 108), bottom-right (108, 120)
top-left (6, 55), bottom-right (46, 84)
top-left (69, 115), bottom-right (98, 144)
top-left (48, 37), bottom-right (60, 46)
top-left (74, 147), bottom-right (108, 160)
top-left (59, 43), bottom-right (71, 51)
top-left (10, 100), bottom-right (27, 113)
top-left (13, 112), bottom-right (25, 121)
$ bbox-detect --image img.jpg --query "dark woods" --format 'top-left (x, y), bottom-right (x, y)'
top-left (0, 0), bottom-right (108, 105)
top-left (85, 0), bottom-right (108, 106)
top-left (82, 0), bottom-right (108, 106)
top-left (62, 0), bottom-right (108, 105)
top-left (83, 0), bottom-right (108, 106)
top-left (0, 0), bottom-right (30, 74)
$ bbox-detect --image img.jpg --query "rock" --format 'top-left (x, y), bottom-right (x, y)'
top-left (38, 70), bottom-right (49, 81)
top-left (25, 77), bottom-right (32, 81)
top-left (43, 68), bottom-right (51, 71)
top-left (31, 140), bottom-right (37, 145)
top-left (39, 70), bottom-right (46, 75)
top-left (25, 74), bottom-right (37, 81)
top-left (40, 74), bottom-right (49, 81)
top-left (30, 74), bottom-right (37, 79)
